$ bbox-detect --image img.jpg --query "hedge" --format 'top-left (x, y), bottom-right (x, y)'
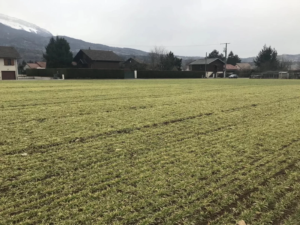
top-left (27, 69), bottom-right (124, 79)
top-left (26, 69), bottom-right (66, 77)
top-left (26, 69), bottom-right (205, 79)
top-left (137, 71), bottom-right (205, 79)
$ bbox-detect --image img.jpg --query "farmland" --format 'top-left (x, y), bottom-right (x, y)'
top-left (1, 79), bottom-right (300, 224)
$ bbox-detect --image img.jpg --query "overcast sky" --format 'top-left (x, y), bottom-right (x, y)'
top-left (1, 0), bottom-right (299, 57)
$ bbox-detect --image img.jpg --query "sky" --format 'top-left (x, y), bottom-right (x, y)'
top-left (0, 0), bottom-right (300, 57)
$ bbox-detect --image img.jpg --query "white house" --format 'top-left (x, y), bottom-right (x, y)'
top-left (0, 46), bottom-right (20, 80)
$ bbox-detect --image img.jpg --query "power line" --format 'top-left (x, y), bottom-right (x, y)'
top-left (104, 43), bottom-right (221, 48)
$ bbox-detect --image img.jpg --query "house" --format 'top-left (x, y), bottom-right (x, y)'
top-left (236, 63), bottom-right (253, 77)
top-left (122, 57), bottom-right (147, 70)
top-left (236, 63), bottom-right (252, 70)
top-left (189, 58), bottom-right (225, 78)
top-left (0, 46), bottom-right (20, 80)
top-left (24, 62), bottom-right (47, 70)
top-left (226, 64), bottom-right (238, 74)
top-left (73, 49), bottom-right (123, 69)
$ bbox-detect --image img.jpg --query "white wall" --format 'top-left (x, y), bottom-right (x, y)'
top-left (0, 58), bottom-right (18, 80)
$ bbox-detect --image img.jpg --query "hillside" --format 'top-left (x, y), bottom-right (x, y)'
top-left (0, 14), bottom-right (147, 61)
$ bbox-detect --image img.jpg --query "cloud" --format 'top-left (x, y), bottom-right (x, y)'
top-left (0, 0), bottom-right (300, 57)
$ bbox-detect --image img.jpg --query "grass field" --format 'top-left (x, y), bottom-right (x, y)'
top-left (1, 79), bottom-right (300, 224)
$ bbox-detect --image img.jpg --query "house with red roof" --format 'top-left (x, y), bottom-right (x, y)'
top-left (24, 62), bottom-right (47, 70)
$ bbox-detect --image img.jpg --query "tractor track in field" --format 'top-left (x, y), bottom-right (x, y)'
top-left (2, 95), bottom-right (300, 156)
top-left (209, 162), bottom-right (300, 224)
top-left (3, 96), bottom-right (297, 156)
top-left (191, 160), bottom-right (300, 225)
top-left (197, 137), bottom-right (300, 223)
top-left (273, 199), bottom-right (300, 225)
top-left (2, 138), bottom-right (300, 221)
top-left (136, 138), bottom-right (300, 224)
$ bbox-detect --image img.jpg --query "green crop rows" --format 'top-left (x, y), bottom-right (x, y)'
top-left (1, 79), bottom-right (300, 224)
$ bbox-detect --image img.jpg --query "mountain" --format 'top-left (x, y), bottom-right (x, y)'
top-left (0, 13), bottom-right (52, 37)
top-left (0, 13), bottom-right (147, 61)
top-left (241, 54), bottom-right (300, 63)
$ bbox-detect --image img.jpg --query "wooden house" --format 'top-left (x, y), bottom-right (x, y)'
top-left (189, 58), bottom-right (225, 78)
top-left (73, 49), bottom-right (123, 69)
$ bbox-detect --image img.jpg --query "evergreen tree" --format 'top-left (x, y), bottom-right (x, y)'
top-left (160, 51), bottom-right (182, 70)
top-left (18, 60), bottom-right (27, 74)
top-left (254, 45), bottom-right (279, 71)
top-left (43, 37), bottom-right (73, 68)
top-left (208, 50), bottom-right (225, 61)
top-left (227, 51), bottom-right (241, 65)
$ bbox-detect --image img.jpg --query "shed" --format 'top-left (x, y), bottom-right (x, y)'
top-left (279, 71), bottom-right (289, 79)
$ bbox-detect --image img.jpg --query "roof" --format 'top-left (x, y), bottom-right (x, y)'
top-left (190, 58), bottom-right (225, 65)
top-left (236, 63), bottom-right (252, 70)
top-left (0, 46), bottom-right (21, 59)
top-left (125, 57), bottom-right (144, 64)
top-left (80, 49), bottom-right (122, 62)
top-left (226, 64), bottom-right (238, 70)
top-left (27, 63), bottom-right (40, 69)
top-left (37, 62), bottom-right (46, 68)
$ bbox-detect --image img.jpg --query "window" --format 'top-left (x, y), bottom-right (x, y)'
top-left (4, 59), bottom-right (14, 66)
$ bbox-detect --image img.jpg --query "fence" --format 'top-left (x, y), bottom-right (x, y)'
top-left (250, 71), bottom-right (300, 79)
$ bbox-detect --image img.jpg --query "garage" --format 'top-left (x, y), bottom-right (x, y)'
top-left (1, 71), bottom-right (16, 80)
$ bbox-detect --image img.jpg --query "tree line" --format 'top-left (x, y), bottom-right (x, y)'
top-left (39, 37), bottom-right (295, 72)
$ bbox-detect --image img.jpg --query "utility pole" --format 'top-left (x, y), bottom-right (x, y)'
top-left (221, 43), bottom-right (230, 78)
top-left (205, 52), bottom-right (207, 78)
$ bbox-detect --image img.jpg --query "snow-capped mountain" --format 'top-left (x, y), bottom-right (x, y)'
top-left (0, 13), bottom-right (52, 37)
top-left (0, 13), bottom-right (147, 61)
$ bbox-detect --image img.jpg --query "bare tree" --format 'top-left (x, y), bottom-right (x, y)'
top-left (278, 59), bottom-right (292, 71)
top-left (148, 46), bottom-right (167, 70)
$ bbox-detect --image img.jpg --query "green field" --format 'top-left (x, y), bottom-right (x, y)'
top-left (1, 79), bottom-right (300, 224)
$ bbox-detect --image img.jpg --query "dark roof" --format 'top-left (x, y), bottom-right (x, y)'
top-left (125, 57), bottom-right (144, 64)
top-left (190, 58), bottom-right (225, 65)
top-left (80, 49), bottom-right (122, 62)
top-left (0, 46), bottom-right (21, 59)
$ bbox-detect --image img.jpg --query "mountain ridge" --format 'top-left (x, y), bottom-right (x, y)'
top-left (0, 13), bottom-right (299, 64)
top-left (0, 13), bottom-right (148, 61)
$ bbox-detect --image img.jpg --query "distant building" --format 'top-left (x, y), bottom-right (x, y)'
top-left (73, 49), bottom-right (123, 69)
top-left (279, 71), bottom-right (289, 79)
top-left (122, 58), bottom-right (147, 70)
top-left (24, 62), bottom-right (47, 70)
top-left (0, 46), bottom-right (20, 80)
top-left (226, 64), bottom-right (238, 74)
top-left (189, 58), bottom-right (225, 78)
top-left (236, 63), bottom-right (252, 70)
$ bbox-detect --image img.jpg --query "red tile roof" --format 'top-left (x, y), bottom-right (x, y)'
top-left (226, 64), bottom-right (238, 70)
top-left (37, 62), bottom-right (46, 68)
top-left (27, 63), bottom-right (40, 69)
